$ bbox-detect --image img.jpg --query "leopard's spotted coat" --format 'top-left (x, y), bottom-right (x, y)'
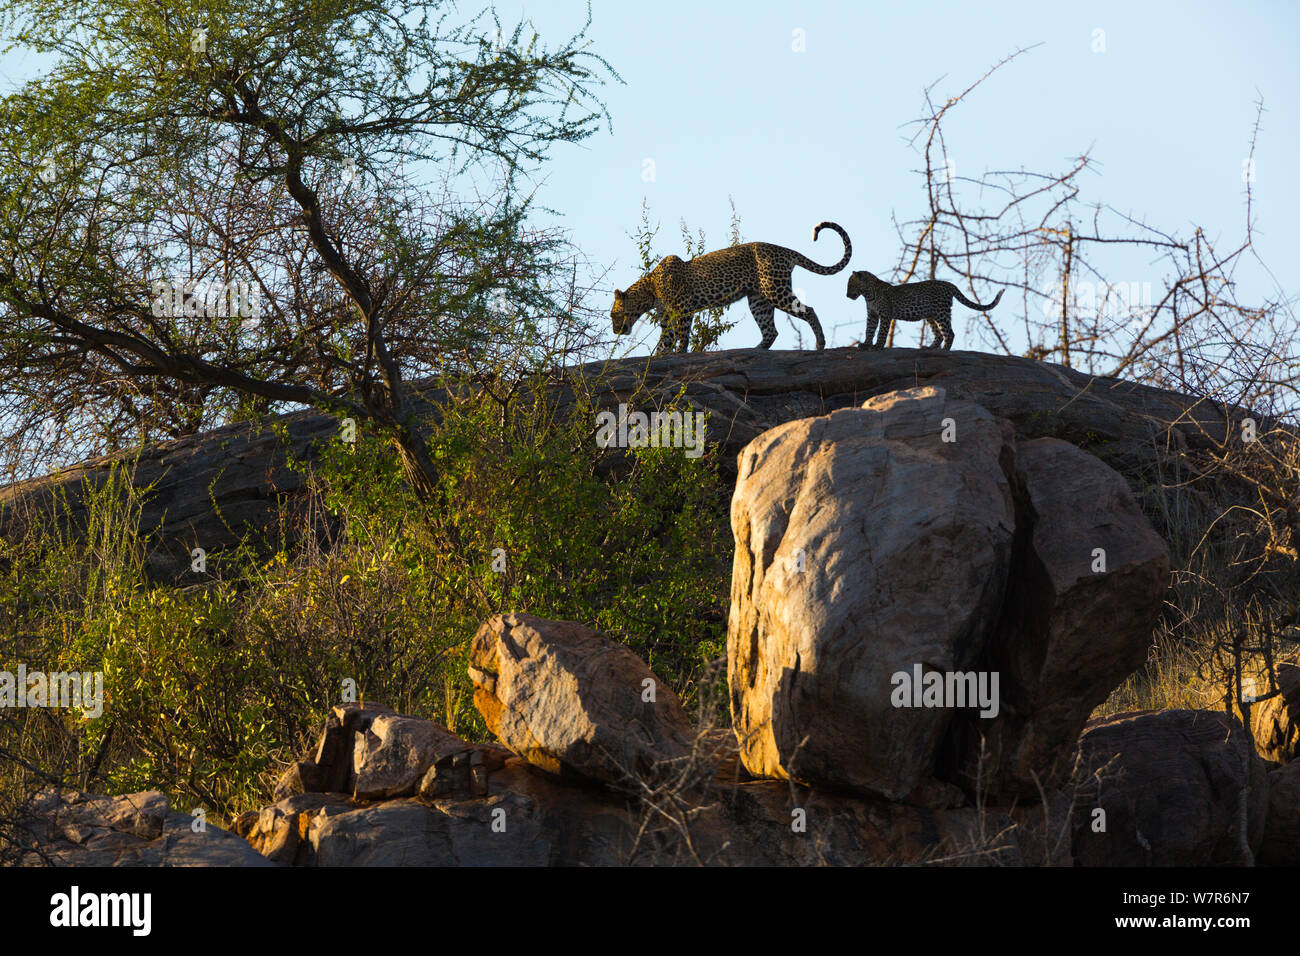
top-left (846, 270), bottom-right (1003, 350)
top-left (611, 222), bottom-right (851, 354)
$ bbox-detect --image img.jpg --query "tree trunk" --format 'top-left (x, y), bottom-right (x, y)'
top-left (393, 425), bottom-right (440, 505)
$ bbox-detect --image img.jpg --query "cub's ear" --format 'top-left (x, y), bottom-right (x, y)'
top-left (613, 288), bottom-right (623, 298)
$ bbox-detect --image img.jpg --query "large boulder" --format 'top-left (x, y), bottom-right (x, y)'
top-left (728, 386), bottom-right (1016, 800)
top-left (1070, 709), bottom-right (1268, 866)
top-left (307, 793), bottom-right (557, 867)
top-left (469, 613), bottom-right (695, 788)
top-left (949, 437), bottom-right (1170, 799)
top-left (18, 789), bottom-right (273, 866)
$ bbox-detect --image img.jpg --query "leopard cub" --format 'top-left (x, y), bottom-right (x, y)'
top-left (846, 270), bottom-right (1003, 350)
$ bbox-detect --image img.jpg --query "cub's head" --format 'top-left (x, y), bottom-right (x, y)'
top-left (610, 285), bottom-right (654, 335)
top-left (846, 270), bottom-right (882, 301)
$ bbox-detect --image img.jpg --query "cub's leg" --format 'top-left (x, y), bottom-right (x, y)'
top-left (747, 294), bottom-right (779, 349)
top-left (874, 308), bottom-right (894, 349)
top-left (859, 307), bottom-right (881, 350)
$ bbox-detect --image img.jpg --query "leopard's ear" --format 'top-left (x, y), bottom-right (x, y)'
top-left (613, 288), bottom-right (623, 298)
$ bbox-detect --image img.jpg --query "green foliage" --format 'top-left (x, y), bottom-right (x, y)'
top-left (0, 370), bottom-right (732, 825)
top-left (307, 376), bottom-right (732, 694)
top-left (629, 197), bottom-right (742, 352)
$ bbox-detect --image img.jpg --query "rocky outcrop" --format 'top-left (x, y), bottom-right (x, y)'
top-left (727, 388), bottom-right (1170, 803)
top-left (5, 338), bottom-right (1287, 867)
top-left (17, 788), bottom-right (273, 866)
top-left (1070, 709), bottom-right (1267, 866)
top-left (468, 613), bottom-right (694, 789)
top-left (728, 387), bottom-right (1017, 800)
top-left (232, 701), bottom-right (1067, 866)
top-left (221, 628), bottom-right (1079, 868)
top-left (23, 689), bottom-right (1285, 866)
top-left (0, 348), bottom-right (1242, 582)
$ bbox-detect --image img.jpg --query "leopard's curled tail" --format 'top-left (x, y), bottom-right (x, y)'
top-left (952, 287), bottom-right (1004, 312)
top-left (794, 221), bottom-right (852, 275)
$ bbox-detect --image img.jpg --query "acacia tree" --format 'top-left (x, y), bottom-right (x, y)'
top-left (0, 0), bottom-right (617, 494)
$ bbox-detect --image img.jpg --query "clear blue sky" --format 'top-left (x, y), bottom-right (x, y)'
top-left (510, 0), bottom-right (1299, 352)
top-left (2, 1), bottom-right (1296, 354)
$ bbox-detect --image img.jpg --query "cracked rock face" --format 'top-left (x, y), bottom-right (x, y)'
top-left (948, 437), bottom-right (1171, 800)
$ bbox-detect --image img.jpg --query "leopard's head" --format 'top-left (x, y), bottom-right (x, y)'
top-left (846, 270), bottom-right (881, 300)
top-left (610, 285), bottom-right (654, 335)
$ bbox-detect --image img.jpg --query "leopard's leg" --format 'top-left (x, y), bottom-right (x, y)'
top-left (676, 311), bottom-right (693, 352)
top-left (653, 311), bottom-right (677, 355)
top-left (860, 307), bottom-right (879, 350)
top-left (758, 273), bottom-right (823, 350)
top-left (923, 315), bottom-right (946, 349)
top-left (747, 294), bottom-right (778, 349)
top-left (875, 309), bottom-right (893, 349)
top-left (654, 310), bottom-right (690, 355)
top-left (799, 305), bottom-right (827, 351)
top-left (940, 311), bottom-right (955, 349)
top-left (774, 291), bottom-right (826, 351)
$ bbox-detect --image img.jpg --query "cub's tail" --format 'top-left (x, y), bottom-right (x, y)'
top-left (952, 287), bottom-right (1004, 312)
top-left (796, 221), bottom-right (852, 275)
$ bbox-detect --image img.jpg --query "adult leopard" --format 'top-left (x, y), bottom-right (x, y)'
top-left (611, 222), bottom-right (851, 354)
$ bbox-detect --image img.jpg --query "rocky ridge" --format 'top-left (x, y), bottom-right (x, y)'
top-left (14, 380), bottom-right (1298, 867)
